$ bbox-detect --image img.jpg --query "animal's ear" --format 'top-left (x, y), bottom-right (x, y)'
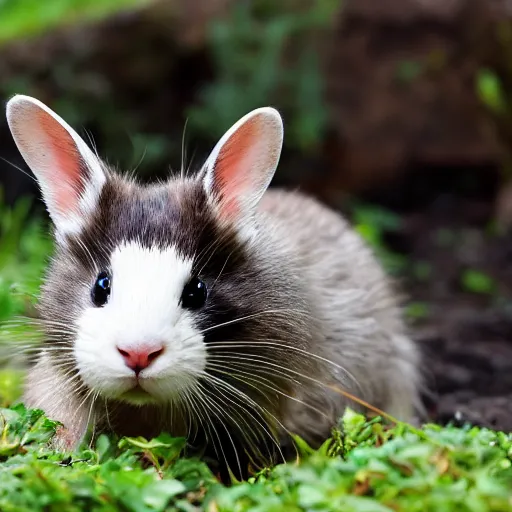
top-left (6, 95), bottom-right (106, 242)
top-left (202, 107), bottom-right (283, 226)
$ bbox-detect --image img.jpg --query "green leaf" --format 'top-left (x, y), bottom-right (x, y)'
top-left (477, 69), bottom-right (506, 113)
top-left (142, 480), bottom-right (186, 509)
top-left (405, 302), bottom-right (430, 320)
top-left (460, 269), bottom-right (496, 295)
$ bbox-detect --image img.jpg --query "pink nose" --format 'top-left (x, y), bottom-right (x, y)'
top-left (117, 345), bottom-right (164, 374)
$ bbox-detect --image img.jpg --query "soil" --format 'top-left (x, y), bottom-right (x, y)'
top-left (351, 168), bottom-right (512, 432)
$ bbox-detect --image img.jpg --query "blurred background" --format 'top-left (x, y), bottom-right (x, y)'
top-left (0, 0), bottom-right (511, 431)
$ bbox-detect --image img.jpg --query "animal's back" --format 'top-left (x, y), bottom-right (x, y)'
top-left (258, 189), bottom-right (420, 442)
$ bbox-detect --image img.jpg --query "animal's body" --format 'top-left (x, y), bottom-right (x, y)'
top-left (6, 95), bottom-right (420, 478)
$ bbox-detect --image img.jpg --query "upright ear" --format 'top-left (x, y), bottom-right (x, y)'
top-left (6, 95), bottom-right (106, 242)
top-left (202, 107), bottom-right (283, 227)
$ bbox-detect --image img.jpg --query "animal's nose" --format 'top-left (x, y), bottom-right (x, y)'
top-left (117, 345), bottom-right (164, 374)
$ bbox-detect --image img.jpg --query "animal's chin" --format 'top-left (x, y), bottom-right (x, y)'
top-left (108, 373), bottom-right (197, 406)
top-left (119, 384), bottom-right (158, 405)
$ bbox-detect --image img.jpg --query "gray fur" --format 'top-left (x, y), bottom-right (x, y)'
top-left (258, 190), bottom-right (421, 442)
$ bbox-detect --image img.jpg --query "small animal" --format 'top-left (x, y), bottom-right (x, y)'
top-left (6, 95), bottom-right (421, 478)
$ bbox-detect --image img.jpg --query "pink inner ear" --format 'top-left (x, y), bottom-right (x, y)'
top-left (212, 118), bottom-right (261, 219)
top-left (37, 109), bottom-right (84, 215)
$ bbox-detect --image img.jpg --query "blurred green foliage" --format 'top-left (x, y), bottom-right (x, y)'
top-left (0, 0), bottom-right (149, 45)
top-left (0, 367), bottom-right (24, 406)
top-left (351, 203), bottom-right (408, 275)
top-left (0, 190), bottom-right (51, 324)
top-left (476, 62), bottom-right (512, 180)
top-left (0, 0), bottom-right (342, 184)
top-left (188, 0), bottom-right (341, 152)
top-left (477, 69), bottom-right (507, 115)
top-left (404, 301), bottom-right (430, 321)
top-left (0, 0), bottom-right (170, 182)
top-left (461, 269), bottom-right (497, 295)
top-left (0, 192), bottom-right (50, 377)
top-left (395, 60), bottom-right (423, 84)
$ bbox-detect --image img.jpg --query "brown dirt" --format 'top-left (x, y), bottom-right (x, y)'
top-left (346, 169), bottom-right (512, 432)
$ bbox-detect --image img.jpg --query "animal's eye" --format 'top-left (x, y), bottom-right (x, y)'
top-left (181, 277), bottom-right (207, 310)
top-left (92, 271), bottom-right (111, 307)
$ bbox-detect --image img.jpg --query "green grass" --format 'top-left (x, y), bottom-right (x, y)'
top-left (0, 405), bottom-right (510, 511)
top-left (0, 0), bottom-right (150, 45)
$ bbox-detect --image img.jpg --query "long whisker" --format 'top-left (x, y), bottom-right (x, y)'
top-left (207, 352), bottom-right (366, 409)
top-left (195, 229), bottom-right (235, 276)
top-left (10, 348), bottom-right (74, 357)
top-left (132, 145), bottom-right (148, 177)
top-left (70, 388), bottom-right (96, 427)
top-left (179, 309), bottom-right (312, 347)
top-left (197, 381), bottom-right (243, 477)
top-left (0, 156), bottom-right (37, 183)
top-left (185, 147), bottom-right (197, 179)
top-left (86, 392), bottom-right (99, 446)
top-left (83, 128), bottom-right (100, 160)
top-left (180, 117), bottom-right (189, 180)
top-left (209, 249), bottom-right (235, 293)
top-left (184, 388), bottom-right (211, 448)
top-left (1, 317), bottom-right (75, 329)
top-left (30, 372), bottom-right (86, 412)
top-left (204, 383), bottom-right (284, 468)
top-left (206, 361), bottom-right (330, 421)
top-left (193, 387), bottom-right (233, 476)
top-left (74, 237), bottom-right (99, 274)
top-left (179, 387), bottom-right (199, 442)
top-left (199, 373), bottom-right (268, 451)
top-left (199, 371), bottom-right (288, 460)
top-left (206, 340), bottom-right (361, 393)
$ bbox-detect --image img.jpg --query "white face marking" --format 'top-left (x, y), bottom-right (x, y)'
top-left (74, 241), bottom-right (207, 404)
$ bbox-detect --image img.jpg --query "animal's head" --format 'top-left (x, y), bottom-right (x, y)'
top-left (6, 95), bottom-right (308, 412)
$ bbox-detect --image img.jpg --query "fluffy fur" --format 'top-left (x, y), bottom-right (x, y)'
top-left (7, 95), bottom-right (421, 479)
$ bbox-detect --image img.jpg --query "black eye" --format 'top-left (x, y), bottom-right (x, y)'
top-left (181, 277), bottom-right (207, 310)
top-left (92, 271), bottom-right (111, 307)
